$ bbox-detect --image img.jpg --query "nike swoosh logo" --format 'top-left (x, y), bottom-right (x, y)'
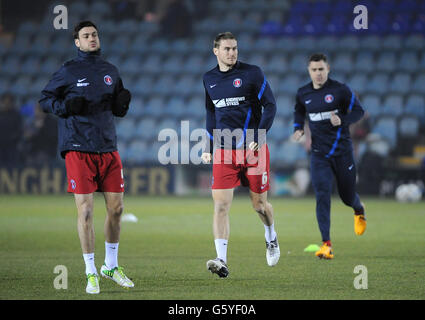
top-left (78, 78), bottom-right (87, 82)
top-left (210, 84), bottom-right (217, 88)
top-left (305, 100), bottom-right (311, 104)
top-left (348, 164), bottom-right (354, 170)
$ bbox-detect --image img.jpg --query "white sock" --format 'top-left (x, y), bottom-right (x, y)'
top-left (105, 242), bottom-right (119, 269)
top-left (214, 239), bottom-right (228, 263)
top-left (264, 223), bottom-right (277, 243)
top-left (83, 253), bottom-right (97, 275)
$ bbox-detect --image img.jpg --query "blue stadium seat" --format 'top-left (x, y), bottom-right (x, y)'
top-left (126, 96), bottom-right (144, 117)
top-left (10, 76), bottom-right (32, 96)
top-left (372, 116), bottom-right (398, 149)
top-left (141, 55), bottom-right (163, 74)
top-left (143, 96), bottom-right (167, 117)
top-left (130, 35), bottom-right (149, 54)
top-left (170, 39), bottom-right (191, 55)
top-left (116, 20), bottom-right (139, 34)
top-left (337, 35), bottom-right (360, 51)
top-left (367, 73), bottom-right (389, 95)
top-left (389, 73), bottom-right (411, 95)
top-left (276, 94), bottom-right (294, 118)
top-left (127, 140), bottom-right (148, 163)
top-left (412, 74), bottom-right (425, 94)
top-left (108, 36), bottom-right (131, 55)
top-left (187, 96), bottom-right (205, 119)
top-left (268, 117), bottom-right (286, 141)
top-left (247, 53), bottom-right (266, 67)
top-left (277, 141), bottom-right (307, 165)
top-left (17, 21), bottom-right (38, 37)
top-left (20, 56), bottom-right (41, 76)
top-left (348, 73), bottom-right (367, 93)
top-left (150, 39), bottom-right (171, 54)
top-left (150, 75), bottom-right (174, 96)
top-left (294, 36), bottom-right (317, 51)
top-left (398, 115), bottom-right (420, 138)
top-left (359, 35), bottom-right (382, 51)
top-left (353, 52), bottom-right (375, 74)
top-left (116, 118), bottom-right (136, 142)
top-left (398, 51), bottom-right (419, 72)
top-left (161, 56), bottom-right (184, 75)
top-left (135, 117), bottom-right (157, 141)
top-left (132, 76), bottom-right (154, 96)
top-left (404, 35), bottom-right (425, 51)
top-left (117, 141), bottom-right (128, 161)
top-left (362, 94), bottom-right (382, 117)
top-left (165, 97), bottom-right (186, 118)
top-left (332, 53), bottom-right (353, 73)
top-left (405, 95), bottom-right (425, 123)
top-left (382, 35), bottom-right (402, 50)
top-left (278, 74), bottom-right (302, 94)
top-left (382, 94), bottom-right (404, 116)
top-left (171, 75), bottom-right (196, 99)
top-left (376, 52), bottom-right (396, 72)
top-left (185, 56), bottom-right (205, 75)
top-left (264, 55), bottom-right (288, 74)
top-left (120, 56), bottom-right (142, 76)
top-left (289, 54), bottom-right (308, 74)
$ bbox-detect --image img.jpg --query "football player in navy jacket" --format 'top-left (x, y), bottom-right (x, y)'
top-left (202, 32), bottom-right (280, 278)
top-left (39, 21), bottom-right (133, 293)
top-left (292, 53), bottom-right (367, 260)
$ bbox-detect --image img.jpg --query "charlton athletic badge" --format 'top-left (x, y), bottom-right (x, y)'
top-left (233, 78), bottom-right (242, 88)
top-left (104, 75), bottom-right (113, 86)
top-left (324, 94), bottom-right (334, 103)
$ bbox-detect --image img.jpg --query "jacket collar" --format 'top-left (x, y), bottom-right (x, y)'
top-left (77, 49), bottom-right (101, 59)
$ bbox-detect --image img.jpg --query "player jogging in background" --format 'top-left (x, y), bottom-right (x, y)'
top-left (292, 53), bottom-right (367, 260)
top-left (39, 21), bottom-right (134, 293)
top-left (201, 32), bottom-right (280, 278)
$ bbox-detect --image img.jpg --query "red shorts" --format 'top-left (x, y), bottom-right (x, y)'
top-left (65, 151), bottom-right (124, 194)
top-left (212, 144), bottom-right (270, 193)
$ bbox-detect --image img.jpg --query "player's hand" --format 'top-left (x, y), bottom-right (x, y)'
top-left (291, 130), bottom-right (304, 142)
top-left (113, 89), bottom-right (131, 117)
top-left (201, 152), bottom-right (212, 164)
top-left (249, 141), bottom-right (259, 151)
top-left (330, 112), bottom-right (341, 126)
top-left (66, 96), bottom-right (88, 115)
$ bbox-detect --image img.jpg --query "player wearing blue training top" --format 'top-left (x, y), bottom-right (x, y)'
top-left (39, 21), bottom-right (134, 293)
top-left (292, 53), bottom-right (367, 259)
top-left (201, 32), bottom-right (280, 278)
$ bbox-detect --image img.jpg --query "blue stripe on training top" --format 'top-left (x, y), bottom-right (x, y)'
top-left (206, 130), bottom-right (213, 141)
top-left (236, 107), bottom-right (252, 148)
top-left (257, 77), bottom-right (267, 100)
top-left (348, 88), bottom-right (355, 112)
top-left (325, 90), bottom-right (355, 158)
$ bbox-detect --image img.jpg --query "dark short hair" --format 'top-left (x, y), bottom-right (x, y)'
top-left (309, 53), bottom-right (328, 64)
top-left (214, 32), bottom-right (236, 48)
top-left (73, 21), bottom-right (98, 39)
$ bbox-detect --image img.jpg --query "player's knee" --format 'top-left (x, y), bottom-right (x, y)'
top-left (214, 201), bottom-right (231, 216)
top-left (78, 207), bottom-right (93, 223)
top-left (108, 203), bottom-right (124, 218)
top-left (253, 200), bottom-right (267, 216)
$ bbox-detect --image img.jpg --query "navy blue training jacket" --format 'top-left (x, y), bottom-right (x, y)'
top-left (39, 49), bottom-right (127, 158)
top-left (293, 78), bottom-right (364, 158)
top-left (203, 61), bottom-right (277, 153)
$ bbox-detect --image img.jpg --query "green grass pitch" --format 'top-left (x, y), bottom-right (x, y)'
top-left (0, 194), bottom-right (424, 300)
